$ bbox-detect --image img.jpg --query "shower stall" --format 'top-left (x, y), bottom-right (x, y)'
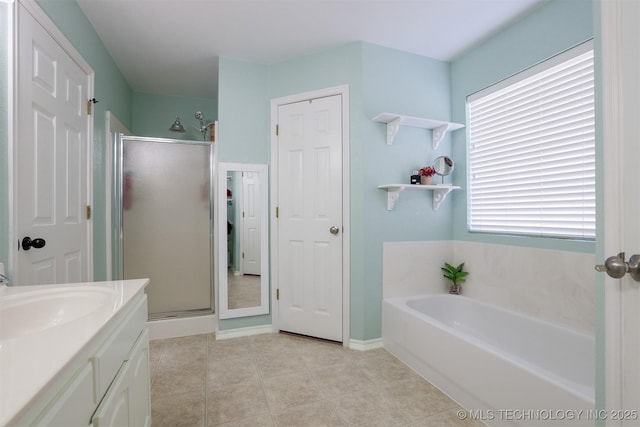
top-left (113, 134), bottom-right (215, 322)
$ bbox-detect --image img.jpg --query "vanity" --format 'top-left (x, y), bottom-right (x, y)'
top-left (0, 279), bottom-right (151, 426)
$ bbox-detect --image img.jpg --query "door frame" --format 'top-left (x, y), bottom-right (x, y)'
top-left (270, 85), bottom-right (350, 345)
top-left (11, 0), bottom-right (95, 282)
top-left (600, 0), bottom-right (623, 413)
top-left (105, 111), bottom-right (130, 281)
top-left (601, 0), bottom-right (640, 417)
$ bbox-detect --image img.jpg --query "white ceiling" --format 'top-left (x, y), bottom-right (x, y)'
top-left (76, 0), bottom-right (545, 99)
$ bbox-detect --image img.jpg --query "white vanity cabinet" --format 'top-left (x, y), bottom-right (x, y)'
top-left (7, 284), bottom-right (151, 427)
top-left (91, 329), bottom-right (150, 427)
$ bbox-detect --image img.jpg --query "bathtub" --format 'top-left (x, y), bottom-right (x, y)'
top-left (382, 294), bottom-right (594, 426)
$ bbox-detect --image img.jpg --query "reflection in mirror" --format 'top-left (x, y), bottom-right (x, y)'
top-left (218, 163), bottom-right (269, 319)
top-left (433, 156), bottom-right (454, 184)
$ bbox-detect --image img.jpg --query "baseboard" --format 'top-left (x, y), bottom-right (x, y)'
top-left (215, 324), bottom-right (274, 340)
top-left (147, 314), bottom-right (217, 341)
top-left (348, 337), bottom-right (384, 351)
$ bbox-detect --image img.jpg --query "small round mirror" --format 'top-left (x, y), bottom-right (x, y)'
top-left (433, 156), bottom-right (454, 176)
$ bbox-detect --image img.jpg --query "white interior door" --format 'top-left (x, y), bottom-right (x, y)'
top-left (277, 95), bottom-right (343, 342)
top-left (241, 171), bottom-right (261, 275)
top-left (601, 0), bottom-right (640, 421)
top-left (15, 3), bottom-right (92, 285)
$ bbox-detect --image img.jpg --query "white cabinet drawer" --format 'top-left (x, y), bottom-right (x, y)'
top-left (91, 294), bottom-right (147, 403)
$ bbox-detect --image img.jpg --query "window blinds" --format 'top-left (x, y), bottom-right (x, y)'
top-left (466, 41), bottom-right (595, 239)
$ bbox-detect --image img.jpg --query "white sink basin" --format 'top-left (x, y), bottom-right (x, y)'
top-left (0, 286), bottom-right (119, 341)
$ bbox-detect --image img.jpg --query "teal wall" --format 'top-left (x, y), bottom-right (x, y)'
top-left (266, 43), bottom-right (368, 338)
top-left (360, 44), bottom-right (453, 339)
top-left (132, 92), bottom-right (217, 141)
top-left (217, 42), bottom-right (454, 339)
top-left (217, 58), bottom-right (270, 330)
top-left (217, 59), bottom-right (269, 164)
top-left (15, 2), bottom-right (219, 281)
top-left (451, 0), bottom-right (600, 413)
top-left (34, 0), bottom-right (133, 280)
top-left (450, 0), bottom-right (594, 254)
top-left (0, 1), bottom-right (11, 273)
top-left (10, 0), bottom-right (599, 345)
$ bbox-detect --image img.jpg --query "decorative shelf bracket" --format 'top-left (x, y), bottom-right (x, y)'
top-left (386, 117), bottom-right (402, 145)
top-left (432, 186), bottom-right (455, 211)
top-left (384, 187), bottom-right (403, 210)
top-left (373, 113), bottom-right (464, 147)
top-left (432, 123), bottom-right (452, 150)
top-left (378, 184), bottom-right (460, 211)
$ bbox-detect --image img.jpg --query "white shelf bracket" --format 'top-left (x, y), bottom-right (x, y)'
top-left (385, 187), bottom-right (403, 210)
top-left (432, 123), bottom-right (452, 150)
top-left (433, 187), bottom-right (454, 211)
top-left (386, 117), bottom-right (402, 145)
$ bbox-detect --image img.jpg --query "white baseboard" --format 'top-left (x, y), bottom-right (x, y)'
top-left (215, 324), bottom-right (274, 340)
top-left (348, 337), bottom-right (384, 351)
top-left (147, 314), bottom-right (217, 341)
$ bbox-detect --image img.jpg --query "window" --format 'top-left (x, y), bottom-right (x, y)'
top-left (466, 41), bottom-right (595, 239)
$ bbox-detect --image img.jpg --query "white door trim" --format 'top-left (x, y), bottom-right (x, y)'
top-left (12, 0), bottom-right (95, 281)
top-left (270, 85), bottom-right (350, 345)
top-left (601, 0), bottom-right (624, 418)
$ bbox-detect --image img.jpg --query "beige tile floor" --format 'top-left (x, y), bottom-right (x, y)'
top-left (227, 270), bottom-right (261, 310)
top-left (149, 332), bottom-right (485, 427)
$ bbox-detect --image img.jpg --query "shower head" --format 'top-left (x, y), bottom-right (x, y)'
top-left (169, 116), bottom-right (186, 133)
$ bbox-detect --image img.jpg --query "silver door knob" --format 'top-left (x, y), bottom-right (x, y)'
top-left (628, 254), bottom-right (640, 281)
top-left (595, 252), bottom-right (640, 281)
top-left (329, 226), bottom-right (340, 235)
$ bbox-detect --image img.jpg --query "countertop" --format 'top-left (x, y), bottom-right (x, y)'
top-left (0, 279), bottom-right (149, 425)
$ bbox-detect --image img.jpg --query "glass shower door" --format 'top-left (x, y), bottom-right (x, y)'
top-left (116, 135), bottom-right (213, 319)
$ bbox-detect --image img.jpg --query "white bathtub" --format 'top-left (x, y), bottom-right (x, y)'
top-left (382, 294), bottom-right (594, 426)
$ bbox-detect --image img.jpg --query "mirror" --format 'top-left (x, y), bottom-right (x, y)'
top-left (218, 163), bottom-right (269, 319)
top-left (433, 156), bottom-right (454, 184)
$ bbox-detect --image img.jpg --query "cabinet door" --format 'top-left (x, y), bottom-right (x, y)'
top-left (129, 329), bottom-right (151, 427)
top-left (90, 329), bottom-right (150, 427)
top-left (91, 362), bottom-right (131, 427)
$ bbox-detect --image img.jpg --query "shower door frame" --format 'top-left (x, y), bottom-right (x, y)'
top-left (113, 134), bottom-right (216, 319)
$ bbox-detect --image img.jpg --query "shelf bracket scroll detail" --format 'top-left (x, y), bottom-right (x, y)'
top-left (385, 187), bottom-right (403, 210)
top-left (433, 187), bottom-right (454, 211)
top-left (433, 123), bottom-right (452, 150)
top-left (386, 117), bottom-right (402, 145)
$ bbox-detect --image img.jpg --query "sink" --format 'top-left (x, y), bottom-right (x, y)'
top-left (0, 286), bottom-right (119, 341)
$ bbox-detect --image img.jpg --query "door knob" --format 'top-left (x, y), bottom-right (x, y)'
top-left (329, 226), bottom-right (340, 235)
top-left (21, 236), bottom-right (46, 251)
top-left (628, 254), bottom-right (640, 281)
top-left (595, 252), bottom-right (640, 282)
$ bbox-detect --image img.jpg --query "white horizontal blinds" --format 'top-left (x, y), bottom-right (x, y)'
top-left (467, 41), bottom-right (595, 239)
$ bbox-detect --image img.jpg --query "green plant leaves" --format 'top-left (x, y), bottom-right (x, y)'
top-left (441, 262), bottom-right (468, 285)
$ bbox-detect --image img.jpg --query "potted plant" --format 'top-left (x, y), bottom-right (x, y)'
top-left (441, 262), bottom-right (468, 294)
top-left (419, 166), bottom-right (436, 185)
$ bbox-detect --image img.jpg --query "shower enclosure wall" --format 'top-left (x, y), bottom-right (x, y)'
top-left (113, 134), bottom-right (214, 320)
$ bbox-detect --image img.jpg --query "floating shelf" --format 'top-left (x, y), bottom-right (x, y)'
top-left (373, 113), bottom-right (464, 149)
top-left (378, 184), bottom-right (461, 211)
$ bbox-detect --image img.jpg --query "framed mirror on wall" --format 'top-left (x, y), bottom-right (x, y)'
top-left (218, 163), bottom-right (269, 319)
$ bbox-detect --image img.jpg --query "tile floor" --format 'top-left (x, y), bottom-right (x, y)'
top-left (227, 269), bottom-right (261, 310)
top-left (149, 332), bottom-right (485, 427)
